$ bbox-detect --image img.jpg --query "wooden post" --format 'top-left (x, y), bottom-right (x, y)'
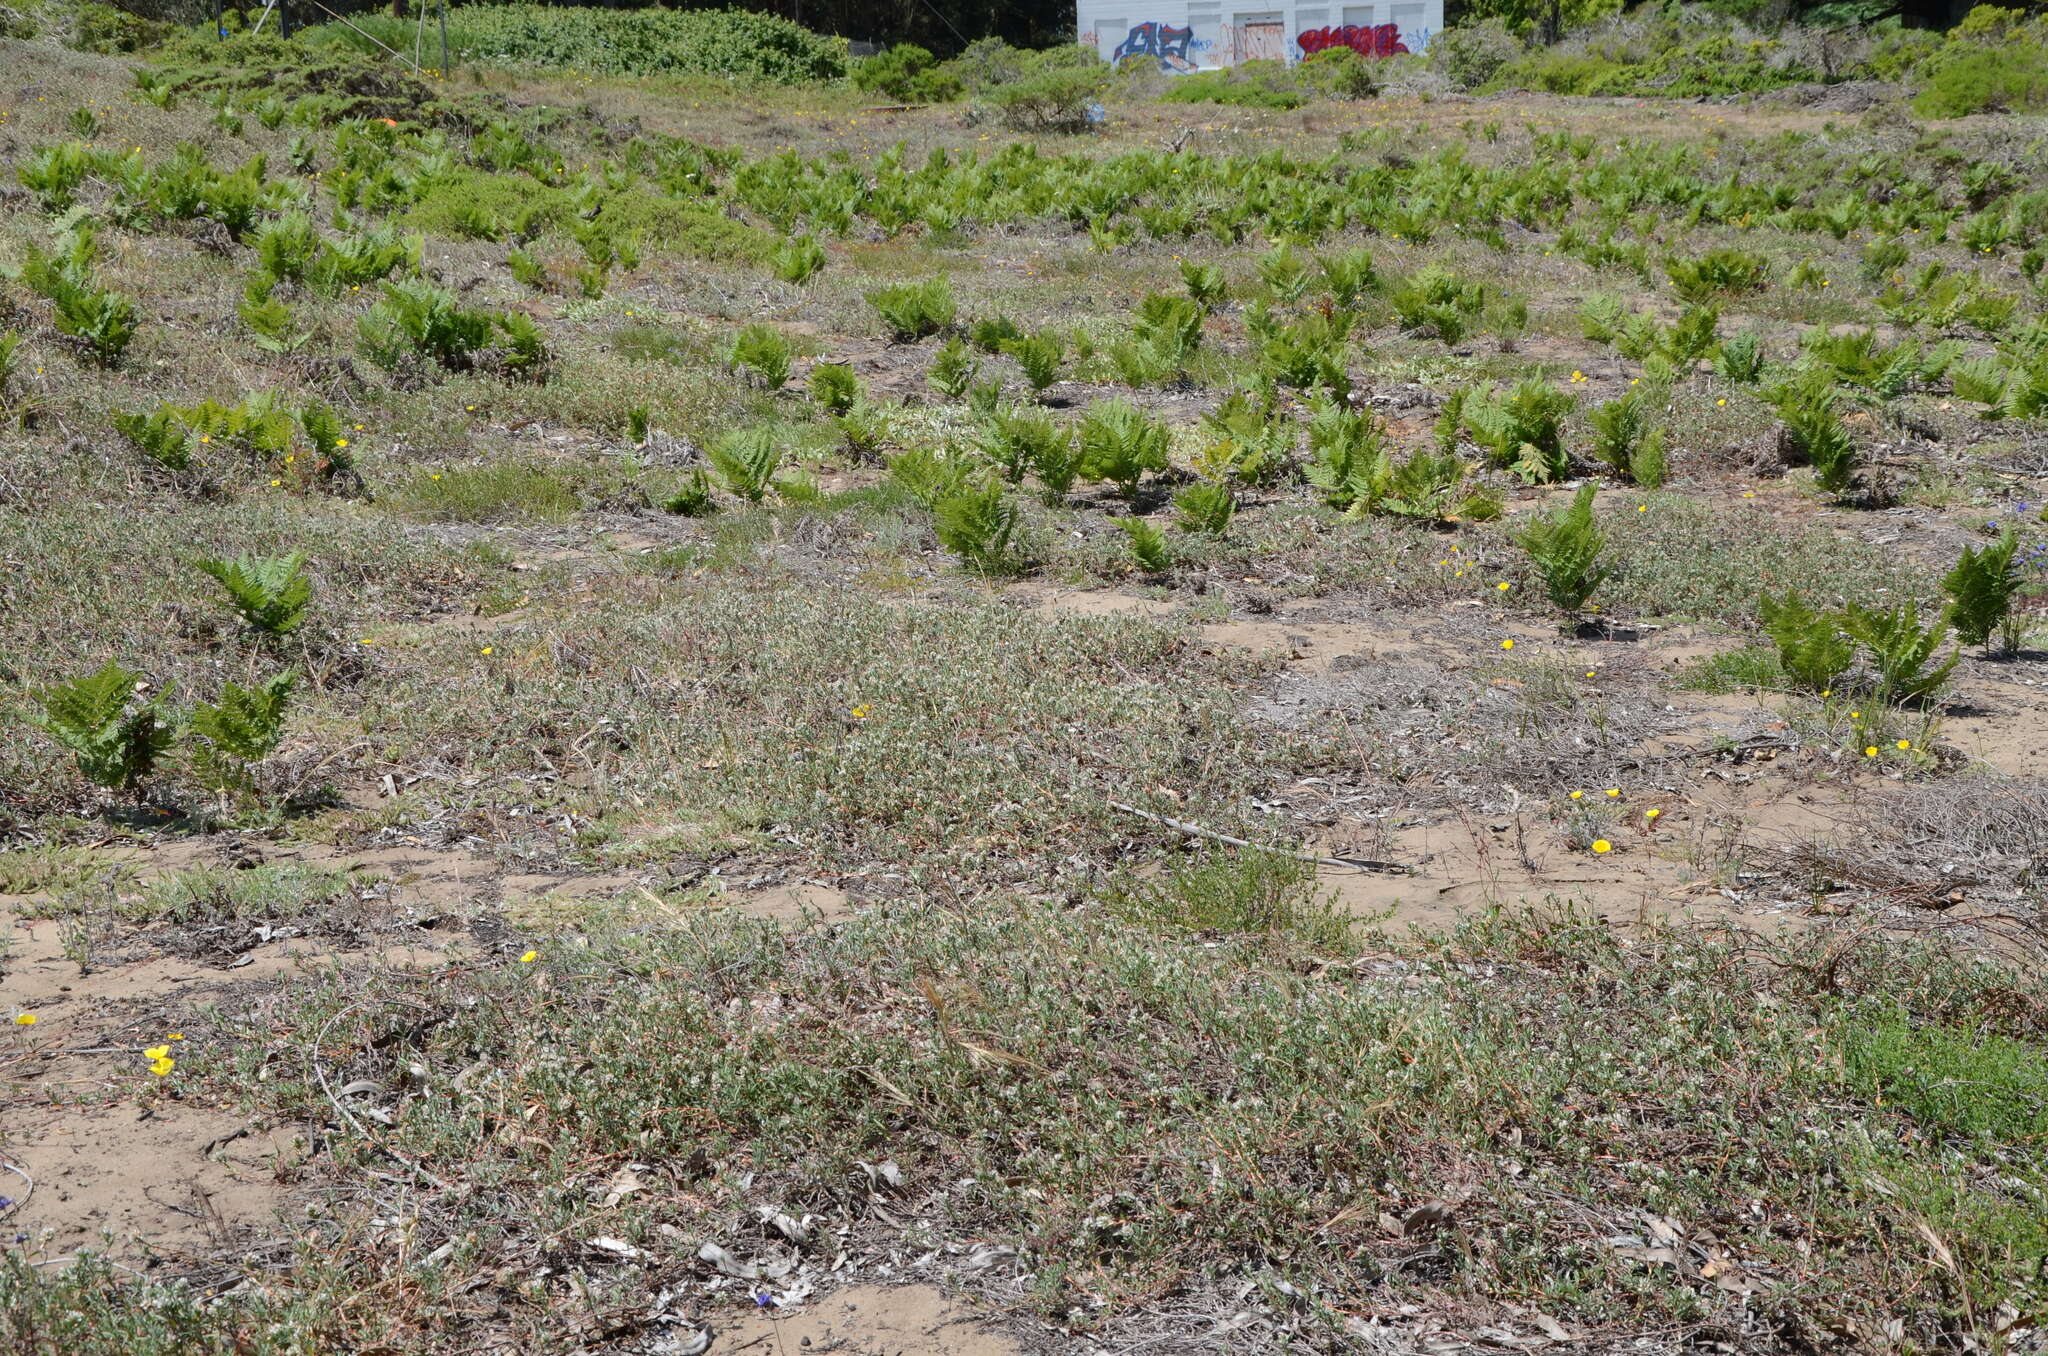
top-left (214, 0), bottom-right (223, 38)
top-left (438, 0), bottom-right (449, 76)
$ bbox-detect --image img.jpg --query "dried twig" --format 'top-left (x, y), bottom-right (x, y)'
top-left (1110, 801), bottom-right (1410, 874)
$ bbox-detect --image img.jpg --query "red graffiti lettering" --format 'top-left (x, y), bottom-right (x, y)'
top-left (1295, 23), bottom-right (1410, 58)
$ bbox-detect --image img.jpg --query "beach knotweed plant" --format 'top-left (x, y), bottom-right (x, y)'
top-left (197, 553), bottom-right (312, 638)
top-left (1514, 483), bottom-right (1609, 615)
top-left (1078, 399), bottom-right (1170, 504)
top-left (1759, 592), bottom-right (1854, 693)
top-left (1943, 528), bottom-right (2024, 653)
top-left (1172, 482), bottom-right (1236, 536)
top-left (933, 482), bottom-right (1023, 575)
top-left (1588, 390), bottom-right (1668, 487)
top-left (728, 324), bottom-right (793, 389)
top-left (809, 361), bottom-right (860, 415)
top-left (186, 670), bottom-right (295, 802)
top-left (868, 279), bottom-right (955, 341)
top-left (21, 661), bottom-right (174, 792)
top-left (1839, 601), bottom-right (1960, 705)
top-left (707, 429), bottom-right (783, 503)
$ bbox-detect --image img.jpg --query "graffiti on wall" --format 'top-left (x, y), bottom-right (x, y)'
top-left (1295, 22), bottom-right (1411, 58)
top-left (1112, 21), bottom-right (1203, 72)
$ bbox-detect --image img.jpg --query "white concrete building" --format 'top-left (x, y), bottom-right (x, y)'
top-left (1078, 0), bottom-right (1441, 71)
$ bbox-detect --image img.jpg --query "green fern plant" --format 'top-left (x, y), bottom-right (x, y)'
top-left (1759, 592), bottom-right (1853, 693)
top-left (1840, 601), bottom-right (1960, 705)
top-left (1118, 517), bottom-right (1172, 575)
top-left (771, 235), bottom-right (826, 284)
top-left (1717, 332), bottom-right (1765, 383)
top-left (254, 212), bottom-right (318, 285)
top-left (1773, 373), bottom-right (1858, 497)
top-left (1942, 528), bottom-right (2023, 653)
top-left (22, 661), bottom-right (173, 791)
top-left (187, 670), bottom-right (295, 800)
top-left (1257, 243), bottom-right (1312, 305)
top-left (1513, 483), bottom-right (1608, 615)
top-left (976, 407), bottom-right (1064, 486)
top-left (197, 553), bottom-right (312, 637)
top-left (662, 469), bottom-right (718, 517)
top-left (1588, 391), bottom-right (1667, 487)
top-left (114, 408), bottom-right (195, 471)
top-left (1303, 398), bottom-right (1388, 511)
top-left (810, 362), bottom-right (860, 415)
top-left (1078, 400), bottom-right (1170, 504)
top-left (1318, 247), bottom-right (1378, 309)
top-left (970, 314), bottom-right (1024, 353)
top-left (1462, 378), bottom-right (1573, 484)
top-left (1377, 449), bottom-right (1472, 522)
top-left (729, 324), bottom-right (792, 390)
top-left (707, 429), bottom-right (783, 503)
top-left (1172, 482), bottom-right (1235, 535)
top-left (933, 482), bottom-right (1022, 575)
top-left (868, 278), bottom-right (955, 341)
top-left (888, 447), bottom-right (974, 509)
top-left (1181, 259), bottom-right (1227, 311)
top-left (1004, 331), bottom-right (1064, 394)
top-left (928, 336), bottom-right (979, 399)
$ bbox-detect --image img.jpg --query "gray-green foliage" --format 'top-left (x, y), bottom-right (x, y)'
top-left (1514, 483), bottom-right (1608, 614)
top-left (21, 661), bottom-right (173, 791)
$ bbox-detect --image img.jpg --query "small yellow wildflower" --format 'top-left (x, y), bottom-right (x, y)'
top-left (1569, 370), bottom-right (1587, 383)
top-left (519, 950), bottom-right (539, 964)
top-left (1865, 746), bottom-right (1879, 757)
top-left (1605, 788), bottom-right (1621, 798)
top-left (1645, 808), bottom-right (1661, 820)
top-left (480, 646), bottom-right (493, 656)
top-left (144, 1044), bottom-right (170, 1061)
top-left (851, 704), bottom-right (871, 719)
top-left (1637, 504), bottom-right (1646, 512)
top-left (1896, 739), bottom-right (1911, 750)
top-left (1591, 839), bottom-right (1613, 854)
top-left (14, 1013), bottom-right (36, 1026)
top-left (148, 1056), bottom-right (175, 1077)
top-left (1501, 639), bottom-right (1515, 650)
top-left (1716, 398), bottom-right (1727, 407)
top-left (335, 438), bottom-right (349, 449)
top-left (1496, 581), bottom-right (1511, 592)
top-left (1569, 790), bottom-right (1584, 800)
top-left (270, 478), bottom-right (282, 487)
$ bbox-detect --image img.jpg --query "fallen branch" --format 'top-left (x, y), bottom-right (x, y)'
top-left (1110, 801), bottom-right (1410, 875)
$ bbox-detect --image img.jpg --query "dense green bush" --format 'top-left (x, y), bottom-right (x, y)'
top-left (1915, 21), bottom-right (2048, 116)
top-left (1160, 62), bottom-right (1307, 110)
top-left (852, 43), bottom-right (964, 102)
top-left (988, 65), bottom-right (1107, 132)
top-left (312, 5), bottom-right (846, 84)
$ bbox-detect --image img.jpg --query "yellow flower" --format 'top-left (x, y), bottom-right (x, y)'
top-left (1500, 639), bottom-right (1515, 650)
top-left (1605, 788), bottom-right (1620, 798)
top-left (480, 646), bottom-right (494, 656)
top-left (168, 1033), bottom-right (183, 1040)
top-left (1896, 739), bottom-right (1911, 750)
top-left (1496, 581), bottom-right (1510, 592)
top-left (1645, 808), bottom-right (1661, 820)
top-left (149, 1057), bottom-right (175, 1077)
top-left (335, 438), bottom-right (349, 448)
top-left (1591, 839), bottom-right (1613, 854)
top-left (851, 704), bottom-right (871, 719)
top-left (1716, 398), bottom-right (1727, 407)
top-left (14, 1013), bottom-right (36, 1026)
top-left (353, 424), bottom-right (365, 431)
top-left (1569, 790), bottom-right (1583, 800)
top-left (1569, 370), bottom-right (1587, 383)
top-left (1849, 711), bottom-right (1860, 720)
top-left (270, 478), bottom-right (282, 487)
top-left (519, 949), bottom-right (539, 964)
top-left (144, 1044), bottom-right (170, 1061)
top-left (1865, 746), bottom-right (1879, 757)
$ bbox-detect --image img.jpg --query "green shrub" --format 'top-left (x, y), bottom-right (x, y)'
top-left (988, 66), bottom-right (1106, 133)
top-left (928, 336), bottom-right (979, 399)
top-left (1304, 399), bottom-right (1388, 511)
top-left (1915, 41), bottom-right (2048, 117)
top-left (1162, 64), bottom-right (1305, 110)
top-left (853, 43), bottom-right (963, 102)
top-left (1588, 391), bottom-right (1667, 487)
top-left (1461, 378), bottom-right (1573, 484)
top-left (1004, 331), bottom-right (1065, 393)
top-left (1514, 483), bottom-right (1609, 615)
top-left (1299, 48), bottom-right (1381, 99)
top-left (771, 235), bottom-right (827, 284)
top-left (187, 670), bottom-right (295, 801)
top-left (1840, 602), bottom-right (1960, 705)
top-left (1773, 374), bottom-right (1858, 497)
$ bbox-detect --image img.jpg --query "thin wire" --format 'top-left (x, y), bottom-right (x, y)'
top-left (299, 0), bottom-right (431, 74)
